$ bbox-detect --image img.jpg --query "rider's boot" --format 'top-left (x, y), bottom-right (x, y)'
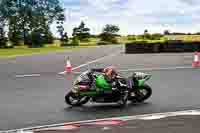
top-left (118, 90), bottom-right (128, 105)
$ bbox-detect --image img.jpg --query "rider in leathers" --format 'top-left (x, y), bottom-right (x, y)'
top-left (89, 66), bottom-right (127, 104)
top-left (90, 66), bottom-right (118, 89)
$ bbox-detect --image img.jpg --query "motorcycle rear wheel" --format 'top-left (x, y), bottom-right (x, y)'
top-left (65, 91), bottom-right (90, 106)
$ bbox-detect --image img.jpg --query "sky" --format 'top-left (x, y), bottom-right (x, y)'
top-left (51, 0), bottom-right (200, 37)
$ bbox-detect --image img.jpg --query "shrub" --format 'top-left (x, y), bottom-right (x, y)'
top-left (127, 35), bottom-right (136, 40)
top-left (99, 32), bottom-right (110, 41)
top-left (99, 32), bottom-right (119, 44)
top-left (143, 33), bottom-right (152, 40)
top-left (8, 33), bottom-right (21, 46)
top-left (42, 32), bottom-right (54, 44)
top-left (0, 27), bottom-right (8, 48)
top-left (60, 41), bottom-right (69, 46)
top-left (60, 32), bottom-right (69, 46)
top-left (137, 35), bottom-right (144, 40)
top-left (25, 31), bottom-right (44, 48)
top-left (151, 33), bottom-right (164, 40)
top-left (97, 41), bottom-right (110, 45)
top-left (0, 37), bottom-right (8, 48)
top-left (71, 36), bottom-right (79, 46)
top-left (81, 38), bottom-right (90, 42)
top-left (110, 37), bottom-right (119, 44)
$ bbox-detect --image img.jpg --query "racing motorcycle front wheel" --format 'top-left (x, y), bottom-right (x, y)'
top-left (129, 84), bottom-right (152, 103)
top-left (65, 91), bottom-right (90, 106)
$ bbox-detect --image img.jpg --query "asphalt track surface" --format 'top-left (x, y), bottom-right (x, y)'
top-left (33, 115), bottom-right (200, 133)
top-left (1, 45), bottom-right (200, 131)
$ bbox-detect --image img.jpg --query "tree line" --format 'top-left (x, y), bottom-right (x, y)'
top-left (164, 30), bottom-right (200, 35)
top-left (55, 21), bottom-right (121, 46)
top-left (0, 0), bottom-right (66, 48)
top-left (1, 0), bottom-right (198, 48)
top-left (0, 0), bottom-right (121, 48)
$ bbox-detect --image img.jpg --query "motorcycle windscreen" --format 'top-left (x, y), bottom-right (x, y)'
top-left (73, 71), bottom-right (91, 85)
top-left (95, 75), bottom-right (112, 91)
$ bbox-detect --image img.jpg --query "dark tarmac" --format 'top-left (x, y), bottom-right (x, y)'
top-left (1, 45), bottom-right (200, 131)
top-left (33, 115), bottom-right (200, 133)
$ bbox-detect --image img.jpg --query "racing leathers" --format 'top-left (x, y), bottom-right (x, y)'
top-left (90, 67), bottom-right (118, 91)
top-left (90, 66), bottom-right (128, 104)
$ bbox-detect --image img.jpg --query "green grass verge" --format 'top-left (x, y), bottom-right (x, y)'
top-left (165, 35), bottom-right (200, 42)
top-left (0, 46), bottom-right (87, 58)
top-left (130, 39), bottom-right (167, 43)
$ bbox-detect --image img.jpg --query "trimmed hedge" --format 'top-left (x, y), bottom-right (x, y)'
top-left (125, 40), bottom-right (200, 54)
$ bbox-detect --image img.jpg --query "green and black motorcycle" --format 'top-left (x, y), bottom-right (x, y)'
top-left (65, 70), bottom-right (152, 107)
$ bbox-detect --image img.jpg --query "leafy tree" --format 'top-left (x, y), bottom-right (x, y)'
top-left (8, 16), bottom-right (22, 46)
top-left (71, 36), bottom-right (79, 46)
top-left (72, 21), bottom-right (90, 41)
top-left (0, 0), bottom-right (19, 47)
top-left (57, 25), bottom-right (64, 39)
top-left (0, 0), bottom-right (65, 47)
top-left (56, 4), bottom-right (66, 44)
top-left (0, 16), bottom-right (6, 48)
top-left (0, 10), bottom-right (7, 48)
top-left (143, 29), bottom-right (152, 40)
top-left (137, 35), bottom-right (144, 40)
top-left (99, 24), bottom-right (120, 43)
top-left (144, 29), bottom-right (148, 34)
top-left (127, 35), bottom-right (136, 40)
top-left (164, 30), bottom-right (170, 35)
top-left (151, 33), bottom-right (164, 40)
top-left (26, 27), bottom-right (53, 47)
top-left (42, 30), bottom-right (54, 44)
top-left (27, 29), bottom-right (43, 47)
top-left (60, 32), bottom-right (69, 46)
top-left (103, 24), bottom-right (119, 34)
top-left (90, 34), bottom-right (98, 38)
top-left (0, 24), bottom-right (7, 48)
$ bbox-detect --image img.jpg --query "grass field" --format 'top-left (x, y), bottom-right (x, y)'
top-left (0, 47), bottom-right (80, 58)
top-left (126, 35), bottom-right (200, 43)
top-left (1, 35), bottom-right (200, 57)
top-left (116, 36), bottom-right (132, 43)
top-left (166, 35), bottom-right (200, 41)
top-left (0, 38), bottom-right (115, 57)
top-left (79, 38), bottom-right (101, 46)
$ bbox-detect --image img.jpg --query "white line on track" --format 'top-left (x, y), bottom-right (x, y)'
top-left (14, 66), bottom-right (197, 78)
top-left (3, 109), bottom-right (200, 133)
top-left (69, 66), bottom-right (196, 74)
top-left (58, 51), bottom-right (121, 75)
top-left (15, 74), bottom-right (41, 78)
top-left (118, 66), bottom-right (196, 72)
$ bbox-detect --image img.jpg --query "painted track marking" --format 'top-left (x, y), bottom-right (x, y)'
top-left (15, 74), bottom-right (41, 78)
top-left (14, 66), bottom-right (197, 78)
top-left (118, 66), bottom-right (195, 72)
top-left (3, 109), bottom-right (200, 133)
top-left (58, 51), bottom-right (121, 75)
top-left (70, 66), bottom-right (196, 74)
